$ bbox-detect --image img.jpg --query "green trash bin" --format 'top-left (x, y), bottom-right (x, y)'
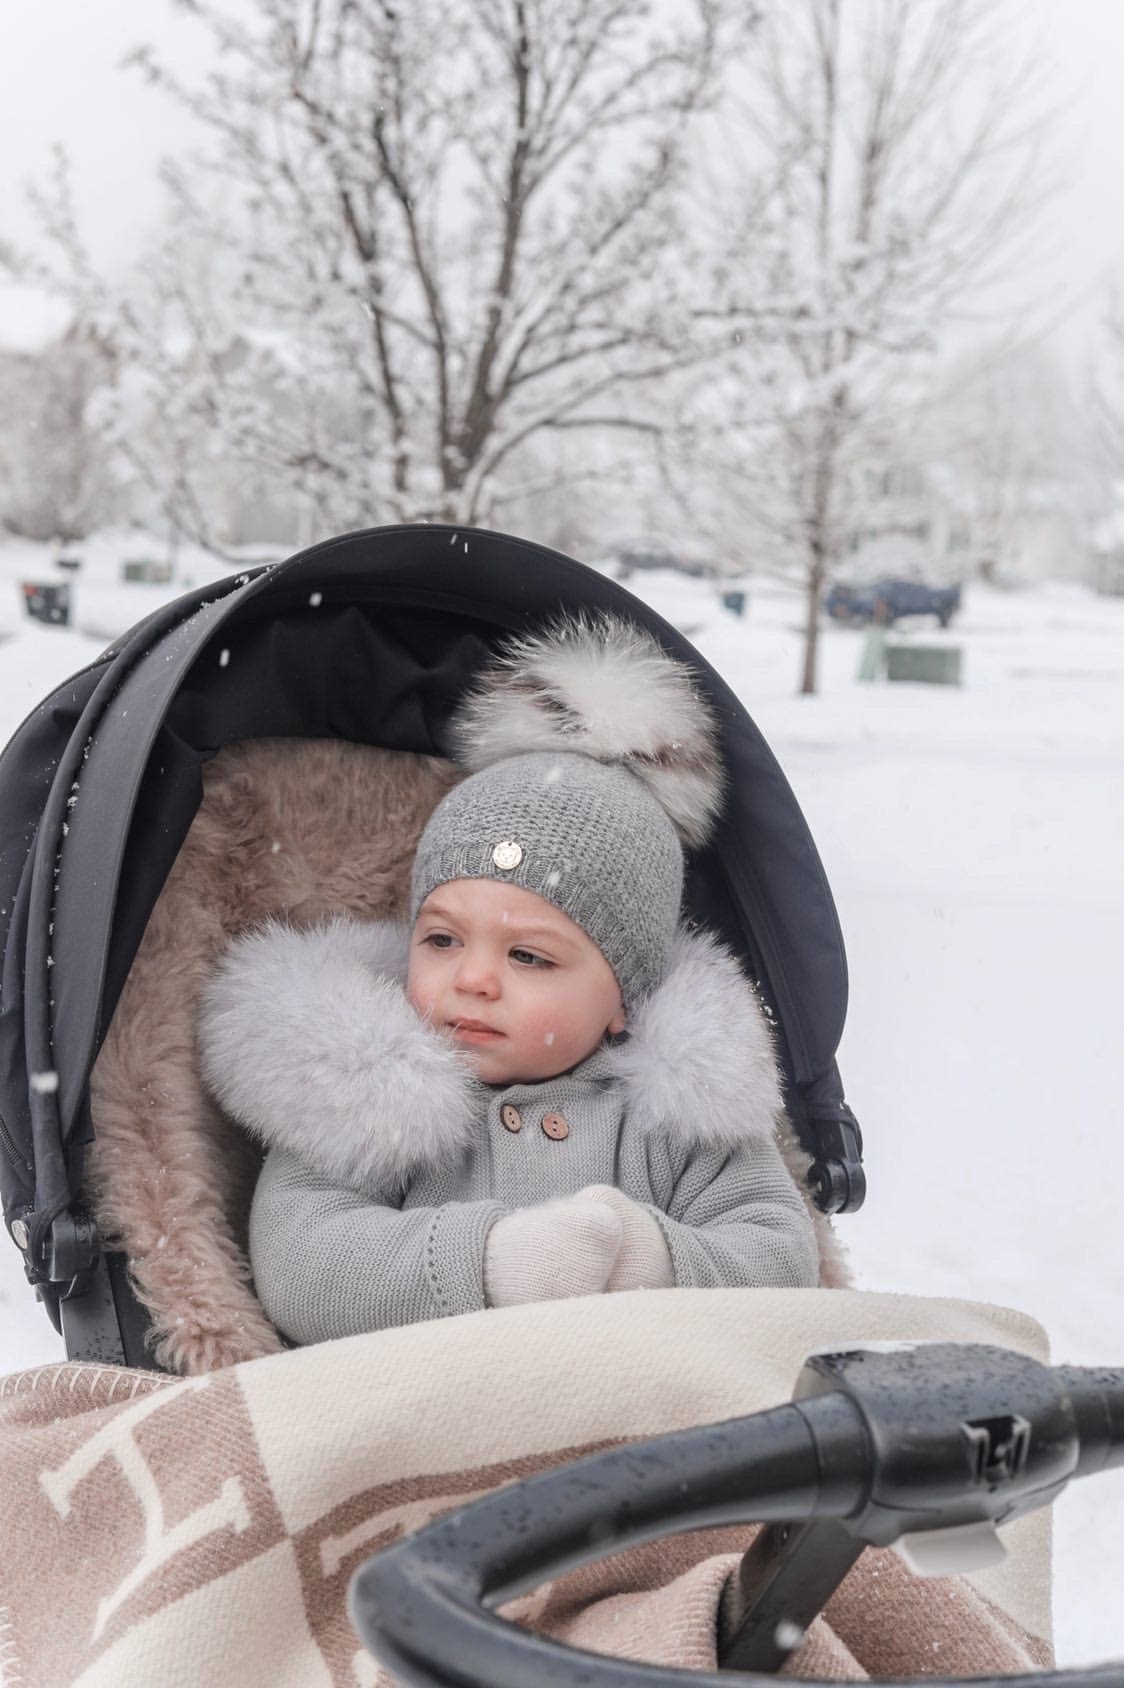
top-left (885, 643), bottom-right (962, 686)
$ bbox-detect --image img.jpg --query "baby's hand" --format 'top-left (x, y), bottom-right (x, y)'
top-left (574, 1186), bottom-right (675, 1292)
top-left (483, 1198), bottom-right (621, 1307)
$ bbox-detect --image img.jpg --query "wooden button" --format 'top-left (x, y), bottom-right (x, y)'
top-left (501, 1104), bottom-right (523, 1133)
top-left (541, 1112), bottom-right (569, 1141)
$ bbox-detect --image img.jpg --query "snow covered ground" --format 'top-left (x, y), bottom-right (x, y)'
top-left (0, 536), bottom-right (1121, 1666)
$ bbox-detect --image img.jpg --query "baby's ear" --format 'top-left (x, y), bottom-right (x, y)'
top-left (607, 1004), bottom-right (628, 1037)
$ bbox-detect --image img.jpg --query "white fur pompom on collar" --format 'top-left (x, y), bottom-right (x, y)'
top-left (450, 614), bottom-right (725, 849)
top-left (198, 917), bottom-right (785, 1190)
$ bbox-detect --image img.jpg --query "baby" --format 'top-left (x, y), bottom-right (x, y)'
top-left (200, 616), bottom-right (819, 1344)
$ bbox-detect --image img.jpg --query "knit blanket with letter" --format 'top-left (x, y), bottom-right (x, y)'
top-left (0, 1288), bottom-right (1054, 1685)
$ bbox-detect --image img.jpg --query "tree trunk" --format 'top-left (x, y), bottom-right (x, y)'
top-left (801, 538), bottom-right (826, 695)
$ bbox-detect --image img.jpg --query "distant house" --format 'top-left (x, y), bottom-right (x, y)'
top-left (840, 439), bottom-right (1102, 588)
top-left (1091, 509), bottom-right (1124, 596)
top-left (840, 456), bottom-right (971, 584)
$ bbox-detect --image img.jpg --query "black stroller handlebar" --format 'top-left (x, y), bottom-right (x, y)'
top-left (349, 1342), bottom-right (1124, 1688)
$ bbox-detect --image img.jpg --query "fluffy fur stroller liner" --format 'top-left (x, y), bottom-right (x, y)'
top-left (89, 737), bottom-right (847, 1378)
top-left (0, 1289), bottom-right (1052, 1685)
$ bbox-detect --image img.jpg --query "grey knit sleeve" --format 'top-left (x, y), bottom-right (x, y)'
top-left (652, 1135), bottom-right (819, 1290)
top-left (248, 1148), bottom-right (507, 1344)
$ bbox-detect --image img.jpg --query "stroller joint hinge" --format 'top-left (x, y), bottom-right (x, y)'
top-left (46, 1209), bottom-right (102, 1300)
top-left (805, 1105), bottom-right (866, 1215)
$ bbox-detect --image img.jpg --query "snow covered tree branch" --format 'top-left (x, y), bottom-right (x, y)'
top-left (27, 0), bottom-right (753, 544)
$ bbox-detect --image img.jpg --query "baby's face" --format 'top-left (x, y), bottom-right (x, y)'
top-left (407, 878), bottom-right (626, 1085)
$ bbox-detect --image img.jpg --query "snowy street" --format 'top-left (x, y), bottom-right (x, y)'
top-left (0, 546), bottom-right (1121, 1665)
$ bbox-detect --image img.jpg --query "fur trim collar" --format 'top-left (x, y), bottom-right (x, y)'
top-left (601, 924), bottom-right (783, 1153)
top-left (199, 917), bottom-right (783, 1193)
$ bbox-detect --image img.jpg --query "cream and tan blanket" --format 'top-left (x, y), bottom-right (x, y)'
top-left (0, 1289), bottom-right (1055, 1687)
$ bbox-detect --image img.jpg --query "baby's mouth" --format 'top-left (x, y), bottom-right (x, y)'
top-left (449, 1019), bottom-right (504, 1042)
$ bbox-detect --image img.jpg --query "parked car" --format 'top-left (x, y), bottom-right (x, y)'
top-left (825, 578), bottom-right (961, 628)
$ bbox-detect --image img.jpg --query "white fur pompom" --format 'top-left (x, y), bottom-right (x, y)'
top-left (450, 614), bottom-right (725, 849)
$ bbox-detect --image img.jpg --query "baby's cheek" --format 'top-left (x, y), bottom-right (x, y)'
top-left (526, 999), bottom-right (587, 1065)
top-left (521, 1001), bottom-right (561, 1048)
top-left (405, 963), bottom-right (431, 1020)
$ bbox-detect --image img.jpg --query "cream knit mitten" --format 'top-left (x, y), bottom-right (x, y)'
top-left (483, 1198), bottom-right (622, 1307)
top-left (576, 1185), bottom-right (675, 1291)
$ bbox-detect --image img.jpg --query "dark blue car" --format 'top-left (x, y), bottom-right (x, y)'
top-left (825, 578), bottom-right (961, 628)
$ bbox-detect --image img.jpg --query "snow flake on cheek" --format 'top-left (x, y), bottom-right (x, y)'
top-left (543, 1031), bottom-right (556, 1047)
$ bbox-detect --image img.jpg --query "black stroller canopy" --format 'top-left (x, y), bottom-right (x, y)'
top-left (0, 523), bottom-right (863, 1303)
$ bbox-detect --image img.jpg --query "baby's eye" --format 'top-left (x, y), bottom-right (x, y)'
top-left (422, 932), bottom-right (456, 950)
top-left (510, 947), bottom-right (553, 969)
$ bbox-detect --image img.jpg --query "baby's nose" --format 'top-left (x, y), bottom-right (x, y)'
top-left (455, 952), bottom-right (500, 996)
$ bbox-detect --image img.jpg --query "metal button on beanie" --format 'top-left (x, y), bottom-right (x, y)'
top-left (410, 751), bottom-right (684, 1008)
top-left (408, 614), bottom-right (726, 1008)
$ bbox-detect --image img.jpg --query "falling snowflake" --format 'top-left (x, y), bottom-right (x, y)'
top-left (774, 1619), bottom-right (805, 1651)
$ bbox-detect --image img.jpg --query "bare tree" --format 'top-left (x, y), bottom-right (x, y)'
top-left (0, 326), bottom-right (122, 545)
top-left (24, 0), bottom-right (754, 546)
top-left (695, 0), bottom-right (1050, 691)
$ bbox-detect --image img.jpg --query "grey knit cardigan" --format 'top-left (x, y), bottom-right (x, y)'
top-left (199, 918), bottom-right (820, 1345)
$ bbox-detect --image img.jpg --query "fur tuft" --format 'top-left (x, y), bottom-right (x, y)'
top-left (608, 926), bottom-right (784, 1152)
top-left (450, 614), bottom-right (725, 849)
top-left (199, 918), bottom-right (480, 1193)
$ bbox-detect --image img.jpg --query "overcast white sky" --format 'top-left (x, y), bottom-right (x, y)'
top-left (3, 0), bottom-right (1124, 362)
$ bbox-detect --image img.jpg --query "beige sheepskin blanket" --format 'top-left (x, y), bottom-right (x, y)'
top-left (88, 739), bottom-right (460, 1373)
top-left (0, 1289), bottom-right (1053, 1686)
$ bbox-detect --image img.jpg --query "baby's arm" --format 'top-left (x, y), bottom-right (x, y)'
top-left (598, 1136), bottom-right (819, 1291)
top-left (249, 1147), bottom-right (506, 1342)
top-left (660, 1135), bottom-right (819, 1287)
top-left (250, 1156), bottom-right (627, 1340)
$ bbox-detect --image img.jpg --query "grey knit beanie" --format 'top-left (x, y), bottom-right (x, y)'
top-left (410, 615), bottom-right (725, 1008)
